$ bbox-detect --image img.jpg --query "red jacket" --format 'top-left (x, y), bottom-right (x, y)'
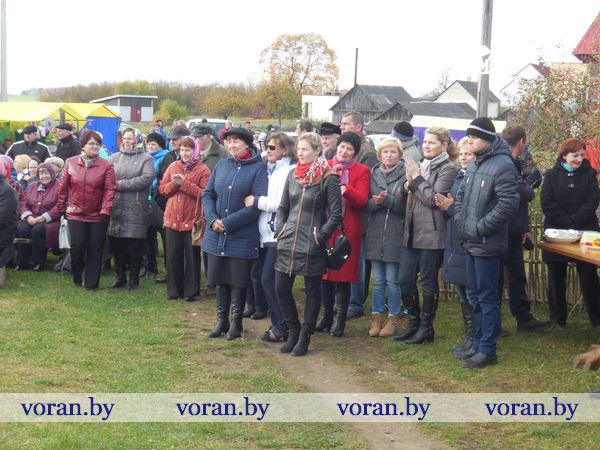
top-left (323, 161), bottom-right (370, 282)
top-left (159, 160), bottom-right (211, 232)
top-left (57, 155), bottom-right (116, 222)
top-left (19, 180), bottom-right (61, 248)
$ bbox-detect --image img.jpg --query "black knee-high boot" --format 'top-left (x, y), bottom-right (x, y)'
top-left (127, 256), bottom-right (141, 290)
top-left (394, 294), bottom-right (421, 341)
top-left (330, 287), bottom-right (350, 337)
top-left (227, 286), bottom-right (246, 340)
top-left (208, 286), bottom-right (231, 338)
top-left (316, 281), bottom-right (334, 332)
top-left (451, 298), bottom-right (474, 355)
top-left (110, 254), bottom-right (127, 288)
top-left (405, 294), bottom-right (438, 344)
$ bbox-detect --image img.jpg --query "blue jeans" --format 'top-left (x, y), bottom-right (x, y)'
top-left (466, 254), bottom-right (502, 356)
top-left (349, 239), bottom-right (367, 314)
top-left (371, 260), bottom-right (401, 316)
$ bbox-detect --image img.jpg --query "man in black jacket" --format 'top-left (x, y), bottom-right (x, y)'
top-left (55, 123), bottom-right (82, 161)
top-left (7, 125), bottom-right (50, 161)
top-left (454, 117), bottom-right (519, 368)
top-left (500, 125), bottom-right (551, 332)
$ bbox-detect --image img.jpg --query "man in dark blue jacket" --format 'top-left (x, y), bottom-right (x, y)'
top-left (500, 125), bottom-right (551, 332)
top-left (454, 117), bottom-right (519, 368)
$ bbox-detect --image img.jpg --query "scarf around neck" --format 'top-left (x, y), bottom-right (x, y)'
top-left (332, 157), bottom-right (356, 185)
top-left (420, 151), bottom-right (449, 180)
top-left (294, 156), bottom-right (328, 187)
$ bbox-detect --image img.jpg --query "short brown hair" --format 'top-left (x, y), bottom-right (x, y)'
top-left (81, 130), bottom-right (102, 146)
top-left (558, 138), bottom-right (585, 159)
top-left (179, 137), bottom-right (195, 149)
top-left (502, 125), bottom-right (526, 147)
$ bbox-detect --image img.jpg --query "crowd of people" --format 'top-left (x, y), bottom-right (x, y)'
top-left (0, 112), bottom-right (599, 368)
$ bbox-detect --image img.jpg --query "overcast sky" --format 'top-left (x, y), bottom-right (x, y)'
top-left (2, 0), bottom-right (598, 98)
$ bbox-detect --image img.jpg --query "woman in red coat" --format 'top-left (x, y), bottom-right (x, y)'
top-left (317, 132), bottom-right (370, 337)
top-left (16, 163), bottom-right (60, 271)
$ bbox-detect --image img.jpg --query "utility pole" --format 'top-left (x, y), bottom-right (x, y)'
top-left (1, 0), bottom-right (7, 102)
top-left (476, 0), bottom-right (493, 117)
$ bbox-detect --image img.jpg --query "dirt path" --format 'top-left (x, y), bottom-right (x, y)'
top-left (242, 317), bottom-right (452, 450)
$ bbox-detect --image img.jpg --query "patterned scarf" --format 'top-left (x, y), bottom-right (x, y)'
top-left (294, 156), bottom-right (328, 187)
top-left (332, 157), bottom-right (356, 185)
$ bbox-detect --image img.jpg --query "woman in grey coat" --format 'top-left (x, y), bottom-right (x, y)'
top-left (365, 138), bottom-right (407, 338)
top-left (396, 127), bottom-right (457, 344)
top-left (108, 128), bottom-right (154, 290)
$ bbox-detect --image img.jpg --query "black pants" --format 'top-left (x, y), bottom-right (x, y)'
top-left (165, 228), bottom-right (197, 298)
top-left (261, 246), bottom-right (286, 332)
top-left (275, 271), bottom-right (321, 333)
top-left (17, 222), bottom-right (47, 267)
top-left (499, 234), bottom-right (533, 324)
top-left (247, 257), bottom-right (267, 312)
top-left (68, 220), bottom-right (108, 289)
top-left (322, 280), bottom-right (351, 310)
top-left (202, 251), bottom-right (213, 288)
top-left (145, 225), bottom-right (164, 274)
top-left (547, 261), bottom-right (600, 326)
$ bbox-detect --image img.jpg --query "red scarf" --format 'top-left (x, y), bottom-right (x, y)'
top-left (294, 157), bottom-right (328, 187)
top-left (236, 149), bottom-right (252, 160)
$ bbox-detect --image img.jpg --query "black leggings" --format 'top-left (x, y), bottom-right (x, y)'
top-left (275, 271), bottom-right (322, 333)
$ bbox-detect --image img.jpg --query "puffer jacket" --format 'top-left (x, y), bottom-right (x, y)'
top-left (57, 155), bottom-right (116, 222)
top-left (402, 155), bottom-right (457, 249)
top-left (160, 159), bottom-right (211, 231)
top-left (201, 150), bottom-right (268, 259)
top-left (275, 171), bottom-right (343, 276)
top-left (256, 157), bottom-right (296, 246)
top-left (441, 170), bottom-right (467, 286)
top-left (365, 161), bottom-right (407, 262)
top-left (508, 158), bottom-right (535, 237)
top-left (541, 158), bottom-right (600, 263)
top-left (107, 147), bottom-right (154, 239)
top-left (454, 137), bottom-right (519, 257)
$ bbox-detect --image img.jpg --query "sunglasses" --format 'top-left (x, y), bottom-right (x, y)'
top-left (267, 145), bottom-right (280, 150)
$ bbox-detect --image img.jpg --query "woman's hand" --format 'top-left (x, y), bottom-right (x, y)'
top-left (244, 195), bottom-right (255, 207)
top-left (172, 174), bottom-right (184, 186)
top-left (434, 192), bottom-right (453, 211)
top-left (340, 185), bottom-right (347, 195)
top-left (372, 190), bottom-right (387, 205)
top-left (211, 219), bottom-right (225, 233)
top-left (404, 157), bottom-right (420, 181)
top-left (26, 216), bottom-right (36, 226)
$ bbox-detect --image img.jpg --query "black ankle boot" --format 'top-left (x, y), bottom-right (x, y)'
top-left (110, 254), bottom-right (127, 288)
top-left (292, 329), bottom-right (311, 356)
top-left (280, 327), bottom-right (300, 353)
top-left (208, 286), bottom-right (231, 338)
top-left (226, 286), bottom-right (246, 340)
top-left (404, 294), bottom-right (438, 344)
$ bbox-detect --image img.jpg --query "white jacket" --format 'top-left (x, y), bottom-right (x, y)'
top-left (257, 157), bottom-right (296, 245)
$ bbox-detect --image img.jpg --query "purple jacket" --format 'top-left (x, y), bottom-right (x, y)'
top-left (18, 180), bottom-right (60, 248)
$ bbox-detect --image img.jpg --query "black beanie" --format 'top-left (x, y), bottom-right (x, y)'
top-left (337, 132), bottom-right (362, 155)
top-left (466, 117), bottom-right (496, 142)
top-left (392, 121), bottom-right (413, 141)
top-left (146, 132), bottom-right (166, 149)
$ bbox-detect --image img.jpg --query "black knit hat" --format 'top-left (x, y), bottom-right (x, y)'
top-left (222, 127), bottom-right (254, 148)
top-left (466, 117), bottom-right (496, 142)
top-left (146, 132), bottom-right (166, 149)
top-left (337, 132), bottom-right (362, 154)
top-left (23, 124), bottom-right (38, 134)
top-left (392, 121), bottom-right (413, 141)
top-left (319, 122), bottom-right (341, 136)
top-left (168, 125), bottom-right (190, 140)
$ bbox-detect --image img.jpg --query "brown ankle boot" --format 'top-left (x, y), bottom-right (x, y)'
top-left (368, 313), bottom-right (385, 337)
top-left (379, 315), bottom-right (401, 338)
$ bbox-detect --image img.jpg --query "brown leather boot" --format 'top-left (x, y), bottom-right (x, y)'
top-left (379, 315), bottom-right (401, 338)
top-left (368, 313), bottom-right (385, 337)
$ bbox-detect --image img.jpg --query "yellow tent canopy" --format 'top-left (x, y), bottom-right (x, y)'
top-left (63, 103), bottom-right (121, 119)
top-left (0, 102), bottom-right (85, 123)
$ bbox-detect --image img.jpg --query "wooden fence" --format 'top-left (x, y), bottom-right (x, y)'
top-left (439, 213), bottom-right (585, 311)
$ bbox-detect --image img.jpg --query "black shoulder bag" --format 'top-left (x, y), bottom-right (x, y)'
top-left (320, 174), bottom-right (352, 270)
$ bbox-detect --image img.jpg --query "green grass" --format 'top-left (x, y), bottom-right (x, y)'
top-left (0, 258), bottom-right (364, 449)
top-left (319, 296), bottom-right (600, 449)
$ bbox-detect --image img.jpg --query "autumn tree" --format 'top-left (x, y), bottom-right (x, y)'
top-left (202, 83), bottom-right (256, 118)
top-left (156, 99), bottom-right (188, 122)
top-left (256, 81), bottom-right (301, 122)
top-left (260, 33), bottom-right (339, 95)
top-left (511, 62), bottom-right (600, 170)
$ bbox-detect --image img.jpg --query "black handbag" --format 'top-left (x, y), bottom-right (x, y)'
top-left (326, 224), bottom-right (352, 270)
